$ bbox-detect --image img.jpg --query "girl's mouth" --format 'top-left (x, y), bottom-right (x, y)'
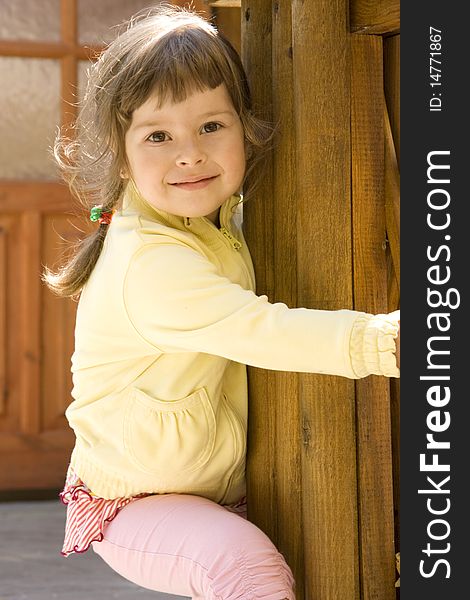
top-left (170, 176), bottom-right (218, 190)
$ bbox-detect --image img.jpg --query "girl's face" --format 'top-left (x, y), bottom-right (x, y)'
top-left (124, 84), bottom-right (246, 223)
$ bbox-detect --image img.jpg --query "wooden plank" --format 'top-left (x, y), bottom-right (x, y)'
top-left (241, 0), bottom-right (277, 546)
top-left (0, 216), bottom-right (23, 435)
top-left (0, 430), bottom-right (74, 490)
top-left (213, 4), bottom-right (241, 54)
top-left (0, 212), bottom-right (76, 488)
top-left (271, 2), bottom-right (304, 597)
top-left (387, 254), bottom-right (400, 311)
top-left (0, 223), bottom-right (6, 416)
top-left (384, 33), bottom-right (400, 311)
top-left (384, 34), bottom-right (400, 564)
top-left (389, 374), bottom-right (400, 559)
top-left (0, 182), bottom-right (77, 213)
top-left (61, 0), bottom-right (77, 44)
top-left (350, 0), bottom-right (400, 35)
top-left (0, 40), bottom-right (101, 59)
top-left (61, 0), bottom-right (78, 130)
top-left (291, 1), bottom-right (358, 598)
top-left (209, 1), bottom-right (241, 6)
top-left (384, 104), bottom-right (400, 284)
top-left (19, 213), bottom-right (42, 435)
top-left (61, 53), bottom-right (78, 130)
top-left (351, 34), bottom-right (396, 600)
top-left (384, 35), bottom-right (400, 164)
top-left (41, 215), bottom-right (81, 431)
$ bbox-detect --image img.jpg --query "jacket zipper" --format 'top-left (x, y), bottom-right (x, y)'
top-left (219, 227), bottom-right (242, 251)
top-left (218, 224), bottom-right (254, 289)
top-left (190, 213), bottom-right (251, 282)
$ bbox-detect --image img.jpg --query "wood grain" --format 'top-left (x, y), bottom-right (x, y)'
top-left (60, 0), bottom-right (78, 130)
top-left (241, 0), bottom-right (277, 544)
top-left (209, 1), bottom-right (241, 7)
top-left (0, 182), bottom-right (79, 213)
top-left (292, 2), bottom-right (359, 595)
top-left (271, 1), bottom-right (304, 596)
top-left (0, 40), bottom-right (101, 59)
top-left (213, 4), bottom-right (242, 54)
top-left (0, 224), bottom-right (6, 416)
top-left (384, 33), bottom-right (401, 564)
top-left (0, 183), bottom-right (79, 491)
top-left (384, 105), bottom-right (400, 285)
top-left (351, 34), bottom-right (396, 600)
top-left (384, 35), bottom-right (400, 165)
top-left (19, 213), bottom-right (42, 436)
top-left (350, 0), bottom-right (400, 35)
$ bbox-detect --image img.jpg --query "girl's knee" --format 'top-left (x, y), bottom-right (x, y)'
top-left (186, 503), bottom-right (295, 598)
top-left (205, 530), bottom-right (295, 600)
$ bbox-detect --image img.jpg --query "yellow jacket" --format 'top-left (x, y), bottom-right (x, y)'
top-left (66, 182), bottom-right (399, 503)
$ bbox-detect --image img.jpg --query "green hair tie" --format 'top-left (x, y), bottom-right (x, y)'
top-left (90, 205), bottom-right (114, 225)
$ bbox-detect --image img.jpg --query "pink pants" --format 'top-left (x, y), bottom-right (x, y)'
top-left (91, 493), bottom-right (295, 600)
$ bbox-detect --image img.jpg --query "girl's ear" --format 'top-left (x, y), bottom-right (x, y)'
top-left (120, 167), bottom-right (129, 179)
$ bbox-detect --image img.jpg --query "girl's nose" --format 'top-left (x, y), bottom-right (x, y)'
top-left (176, 139), bottom-right (207, 167)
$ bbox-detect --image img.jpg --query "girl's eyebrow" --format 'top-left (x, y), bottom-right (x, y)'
top-left (132, 110), bottom-right (235, 131)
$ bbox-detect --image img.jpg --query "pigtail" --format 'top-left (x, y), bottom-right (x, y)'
top-left (42, 45), bottom-right (127, 299)
top-left (41, 121), bottom-right (125, 298)
top-left (42, 224), bottom-right (109, 300)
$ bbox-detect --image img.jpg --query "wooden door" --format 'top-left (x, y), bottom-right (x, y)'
top-left (0, 182), bottom-right (82, 492)
top-left (0, 0), bottom-right (209, 495)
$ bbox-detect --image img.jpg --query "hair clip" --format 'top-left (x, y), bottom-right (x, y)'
top-left (90, 205), bottom-right (114, 225)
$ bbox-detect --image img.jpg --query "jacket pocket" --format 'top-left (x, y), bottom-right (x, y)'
top-left (123, 387), bottom-right (216, 476)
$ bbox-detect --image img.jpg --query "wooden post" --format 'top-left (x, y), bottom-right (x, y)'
top-left (242, 1), bottom-right (360, 598)
top-left (351, 34), bottom-right (396, 599)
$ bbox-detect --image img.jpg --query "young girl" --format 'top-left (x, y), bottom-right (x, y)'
top-left (43, 5), bottom-right (400, 600)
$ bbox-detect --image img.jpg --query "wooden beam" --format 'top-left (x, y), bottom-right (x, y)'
top-left (0, 183), bottom-right (77, 213)
top-left (384, 35), bottom-right (400, 165)
top-left (241, 0), bottom-right (277, 539)
top-left (208, 0), bottom-right (402, 34)
top-left (384, 35), bottom-right (400, 570)
top-left (0, 224), bottom-right (6, 417)
top-left (350, 0), bottom-right (400, 35)
top-left (60, 0), bottom-right (78, 130)
top-left (20, 212), bottom-right (42, 435)
top-left (0, 40), bottom-right (101, 59)
top-left (212, 1), bottom-right (242, 54)
top-left (291, 1), bottom-right (359, 598)
top-left (271, 1), bottom-right (304, 597)
top-left (351, 34), bottom-right (396, 599)
top-left (243, 3), bottom-right (360, 597)
top-left (384, 104), bottom-right (400, 285)
top-left (209, 1), bottom-right (241, 6)
top-left (0, 430), bottom-right (74, 490)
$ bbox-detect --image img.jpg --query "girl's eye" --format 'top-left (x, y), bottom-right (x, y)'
top-left (202, 122), bottom-right (221, 134)
top-left (147, 131), bottom-right (168, 143)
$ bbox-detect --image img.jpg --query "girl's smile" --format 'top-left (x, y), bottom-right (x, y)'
top-left (169, 174), bottom-right (219, 190)
top-left (124, 85), bottom-right (246, 223)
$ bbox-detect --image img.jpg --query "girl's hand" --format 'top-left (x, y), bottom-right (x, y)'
top-left (395, 321), bottom-right (400, 369)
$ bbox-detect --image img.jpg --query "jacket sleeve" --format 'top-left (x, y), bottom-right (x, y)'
top-left (123, 243), bottom-right (399, 379)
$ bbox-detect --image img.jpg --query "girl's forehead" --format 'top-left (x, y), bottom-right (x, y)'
top-left (131, 84), bottom-right (236, 124)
